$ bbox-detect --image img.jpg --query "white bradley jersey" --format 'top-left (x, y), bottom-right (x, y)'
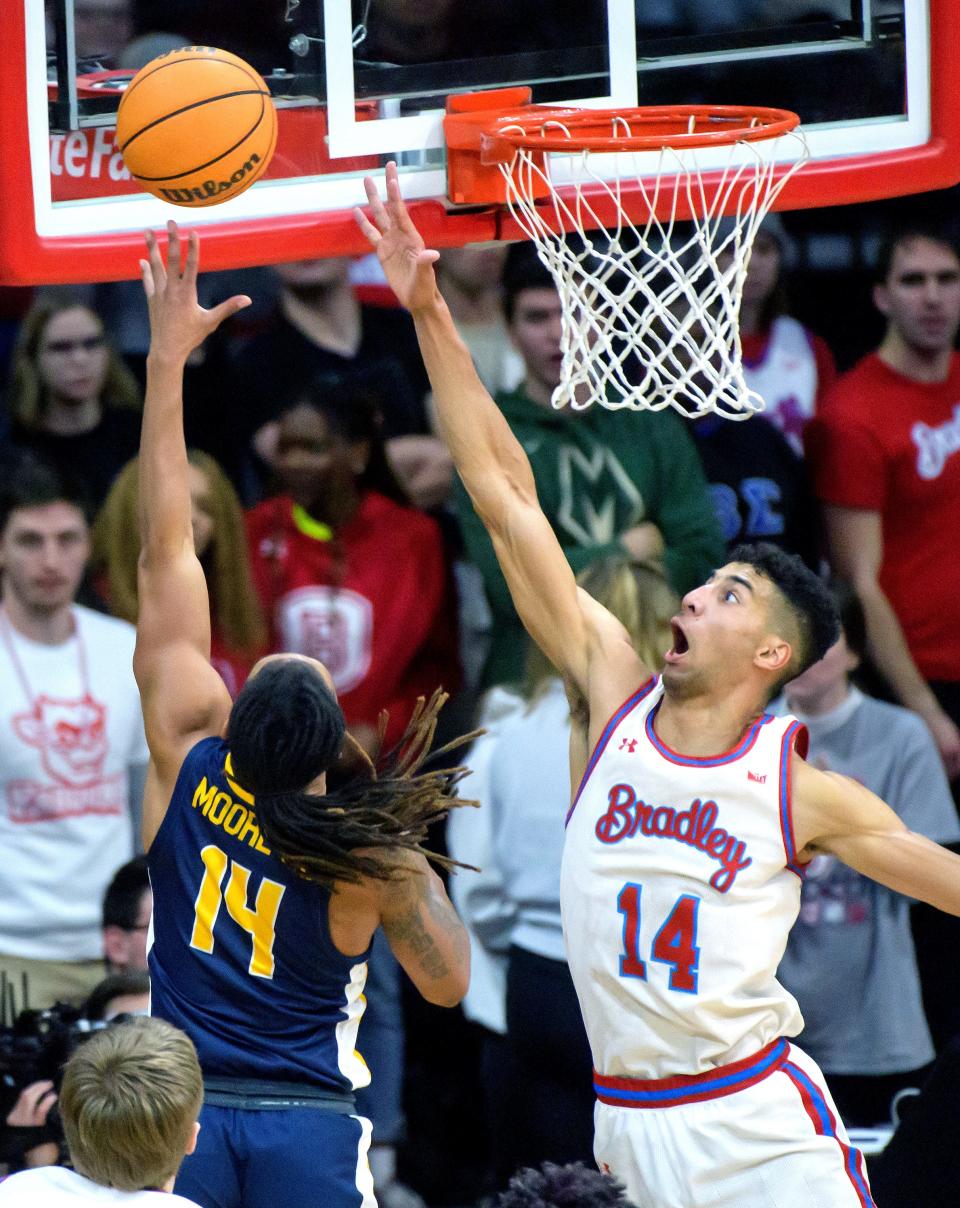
top-left (560, 676), bottom-right (809, 1080)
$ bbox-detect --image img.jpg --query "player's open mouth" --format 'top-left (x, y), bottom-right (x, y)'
top-left (666, 619), bottom-right (689, 662)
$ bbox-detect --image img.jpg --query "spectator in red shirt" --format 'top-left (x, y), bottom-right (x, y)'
top-left (805, 224), bottom-right (960, 782)
top-left (245, 381), bottom-right (460, 755)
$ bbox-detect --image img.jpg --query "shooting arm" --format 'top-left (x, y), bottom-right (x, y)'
top-left (794, 756), bottom-right (960, 916)
top-left (133, 226), bottom-right (248, 795)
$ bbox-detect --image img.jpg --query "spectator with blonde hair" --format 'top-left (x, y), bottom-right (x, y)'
top-left (448, 556), bottom-right (677, 1185)
top-left (92, 452), bottom-right (267, 696)
top-left (4, 294), bottom-right (141, 507)
top-left (0, 1016), bottom-right (203, 1204)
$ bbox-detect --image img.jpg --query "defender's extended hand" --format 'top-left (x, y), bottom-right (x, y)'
top-left (354, 161), bottom-right (440, 313)
top-left (140, 221), bottom-right (250, 364)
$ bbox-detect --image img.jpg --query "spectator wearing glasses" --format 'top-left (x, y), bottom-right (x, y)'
top-left (4, 295), bottom-right (141, 508)
top-left (102, 857), bottom-right (151, 976)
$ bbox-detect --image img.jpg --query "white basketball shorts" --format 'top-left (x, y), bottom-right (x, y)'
top-left (593, 1038), bottom-right (875, 1207)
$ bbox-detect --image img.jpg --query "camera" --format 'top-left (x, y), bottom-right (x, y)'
top-left (0, 1002), bottom-right (110, 1114)
top-left (0, 1001), bottom-right (113, 1162)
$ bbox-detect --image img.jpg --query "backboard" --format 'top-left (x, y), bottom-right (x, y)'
top-left (1, 1), bottom-right (957, 284)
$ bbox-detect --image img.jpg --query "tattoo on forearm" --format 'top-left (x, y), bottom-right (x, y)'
top-left (389, 901), bottom-right (449, 979)
top-left (386, 880), bottom-right (467, 981)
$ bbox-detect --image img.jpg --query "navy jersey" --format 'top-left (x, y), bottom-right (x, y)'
top-left (148, 737), bottom-right (371, 1092)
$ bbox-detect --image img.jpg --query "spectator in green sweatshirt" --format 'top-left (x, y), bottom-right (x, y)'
top-left (454, 245), bottom-right (724, 687)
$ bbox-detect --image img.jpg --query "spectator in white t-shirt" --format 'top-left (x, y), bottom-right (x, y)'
top-left (0, 1016), bottom-right (203, 1206)
top-left (0, 461), bottom-right (148, 1010)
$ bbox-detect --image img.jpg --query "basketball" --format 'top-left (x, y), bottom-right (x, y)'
top-left (116, 46), bottom-right (277, 208)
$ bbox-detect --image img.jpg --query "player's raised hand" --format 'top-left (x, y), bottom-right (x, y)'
top-left (140, 221), bottom-right (250, 364)
top-left (355, 161), bottom-right (440, 313)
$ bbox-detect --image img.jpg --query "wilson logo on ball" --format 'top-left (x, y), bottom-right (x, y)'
top-left (158, 154), bottom-right (265, 205)
top-left (116, 46), bottom-right (277, 208)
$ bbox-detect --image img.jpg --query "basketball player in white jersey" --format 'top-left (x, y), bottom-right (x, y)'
top-left (357, 165), bottom-right (960, 1208)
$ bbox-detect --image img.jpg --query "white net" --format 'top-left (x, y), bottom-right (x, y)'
top-left (497, 117), bottom-right (809, 418)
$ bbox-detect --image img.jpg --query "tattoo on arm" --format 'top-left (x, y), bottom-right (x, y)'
top-left (384, 874), bottom-right (467, 981)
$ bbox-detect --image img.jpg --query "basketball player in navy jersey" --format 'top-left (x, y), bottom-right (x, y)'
top-left (357, 164), bottom-right (960, 1208)
top-left (133, 222), bottom-right (470, 1208)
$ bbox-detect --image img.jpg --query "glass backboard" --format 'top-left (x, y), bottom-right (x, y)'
top-left (1, 0), bottom-right (956, 284)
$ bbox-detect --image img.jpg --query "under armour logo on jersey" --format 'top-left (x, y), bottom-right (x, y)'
top-left (618, 738), bottom-right (638, 754)
top-left (748, 770), bottom-right (767, 784)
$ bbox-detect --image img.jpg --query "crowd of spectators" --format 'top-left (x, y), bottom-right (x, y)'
top-left (12, 14), bottom-right (960, 1199)
top-left (3, 197), bottom-right (960, 1204)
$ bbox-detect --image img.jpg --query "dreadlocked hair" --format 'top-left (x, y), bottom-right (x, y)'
top-left (227, 661), bottom-right (479, 889)
top-left (227, 660), bottom-right (346, 794)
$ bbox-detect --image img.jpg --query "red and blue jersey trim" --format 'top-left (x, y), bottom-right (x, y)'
top-left (644, 701), bottom-right (774, 767)
top-left (593, 1037), bottom-right (788, 1108)
top-left (781, 1057), bottom-right (876, 1207)
top-left (565, 676), bottom-right (658, 828)
top-left (778, 720), bottom-right (809, 878)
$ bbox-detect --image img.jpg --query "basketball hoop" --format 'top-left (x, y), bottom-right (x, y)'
top-left (445, 98), bottom-right (809, 419)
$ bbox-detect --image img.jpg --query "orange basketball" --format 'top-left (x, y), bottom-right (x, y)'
top-left (116, 47), bottom-right (277, 207)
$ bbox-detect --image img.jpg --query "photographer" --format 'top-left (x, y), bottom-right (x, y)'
top-left (0, 971), bottom-right (151, 1174)
top-left (3, 1080), bottom-right (58, 1172)
top-left (0, 1016), bottom-right (202, 1204)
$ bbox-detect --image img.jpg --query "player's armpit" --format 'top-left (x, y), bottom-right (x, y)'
top-left (141, 758), bottom-right (170, 850)
top-left (793, 758), bottom-right (960, 916)
top-left (376, 852), bottom-right (470, 1007)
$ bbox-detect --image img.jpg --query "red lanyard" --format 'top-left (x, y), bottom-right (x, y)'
top-left (0, 608), bottom-right (91, 706)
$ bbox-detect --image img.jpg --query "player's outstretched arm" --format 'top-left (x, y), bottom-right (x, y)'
top-left (134, 222), bottom-right (250, 836)
top-left (355, 165), bottom-right (644, 699)
top-left (794, 757), bottom-right (960, 915)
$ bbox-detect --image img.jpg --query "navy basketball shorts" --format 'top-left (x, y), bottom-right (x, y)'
top-left (174, 1104), bottom-right (375, 1208)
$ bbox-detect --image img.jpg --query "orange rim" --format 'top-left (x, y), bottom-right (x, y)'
top-left (480, 104), bottom-right (800, 158)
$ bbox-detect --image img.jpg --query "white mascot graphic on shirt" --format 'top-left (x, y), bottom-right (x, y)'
top-left (13, 695), bottom-right (108, 787)
top-left (6, 693), bottom-right (123, 823)
top-left (278, 586), bottom-right (373, 694)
